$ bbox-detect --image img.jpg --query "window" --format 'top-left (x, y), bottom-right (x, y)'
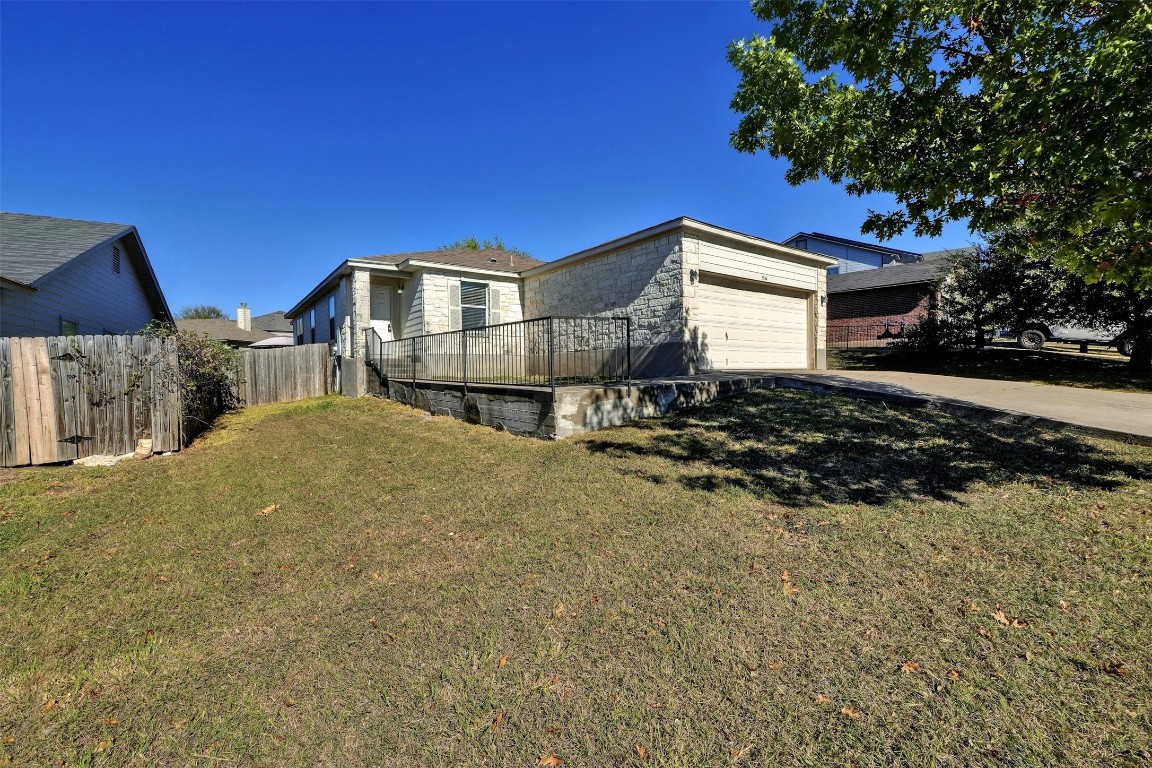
top-left (459, 281), bottom-right (488, 330)
top-left (794, 238), bottom-right (808, 251)
top-left (328, 295), bottom-right (336, 340)
top-left (112, 246), bottom-right (121, 274)
top-left (309, 308), bottom-right (316, 343)
top-left (295, 317), bottom-right (304, 345)
top-left (61, 319), bottom-right (78, 336)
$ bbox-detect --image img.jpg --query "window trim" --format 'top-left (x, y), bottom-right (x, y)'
top-left (112, 246), bottom-right (121, 274)
top-left (61, 318), bottom-right (78, 336)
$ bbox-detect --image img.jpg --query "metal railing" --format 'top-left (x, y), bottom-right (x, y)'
top-left (365, 316), bottom-right (631, 394)
top-left (826, 322), bottom-right (908, 350)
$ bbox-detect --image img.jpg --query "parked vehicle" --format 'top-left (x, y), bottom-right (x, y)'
top-left (1007, 323), bottom-right (1133, 356)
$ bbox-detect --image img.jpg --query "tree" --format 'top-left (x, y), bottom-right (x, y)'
top-left (178, 305), bottom-right (229, 320)
top-left (727, 2), bottom-right (1152, 291)
top-left (441, 236), bottom-right (531, 258)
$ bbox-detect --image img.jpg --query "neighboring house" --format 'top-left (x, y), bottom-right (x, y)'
top-left (177, 304), bottom-right (292, 348)
top-left (0, 212), bottom-right (172, 337)
top-left (782, 231), bottom-right (922, 275)
top-left (287, 217), bottom-right (835, 376)
top-left (251, 310), bottom-right (293, 334)
top-left (826, 260), bottom-right (949, 332)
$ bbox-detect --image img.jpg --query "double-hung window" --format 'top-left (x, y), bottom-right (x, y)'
top-left (459, 281), bottom-right (488, 330)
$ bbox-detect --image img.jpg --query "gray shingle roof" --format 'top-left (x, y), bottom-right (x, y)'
top-left (356, 248), bottom-right (545, 274)
top-left (251, 311), bottom-right (293, 333)
top-left (0, 212), bottom-right (133, 285)
top-left (176, 319), bottom-right (281, 345)
top-left (827, 261), bottom-right (948, 294)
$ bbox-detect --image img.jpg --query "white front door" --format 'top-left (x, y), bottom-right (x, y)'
top-left (371, 287), bottom-right (394, 342)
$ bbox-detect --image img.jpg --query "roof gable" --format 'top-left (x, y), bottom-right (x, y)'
top-left (356, 248), bottom-right (545, 273)
top-left (0, 212), bottom-right (133, 285)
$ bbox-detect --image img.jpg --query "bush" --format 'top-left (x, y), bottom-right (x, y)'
top-left (142, 323), bottom-right (242, 436)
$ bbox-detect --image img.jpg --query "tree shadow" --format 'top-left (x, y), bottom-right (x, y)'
top-left (580, 389), bottom-right (1148, 506)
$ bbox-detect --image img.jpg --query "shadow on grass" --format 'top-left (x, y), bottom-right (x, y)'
top-left (581, 389), bottom-right (1149, 506)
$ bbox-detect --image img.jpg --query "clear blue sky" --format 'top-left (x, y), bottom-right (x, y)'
top-left (1, 1), bottom-right (973, 317)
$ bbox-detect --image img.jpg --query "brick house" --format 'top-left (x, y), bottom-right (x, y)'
top-left (826, 260), bottom-right (949, 335)
top-left (286, 217), bottom-right (835, 376)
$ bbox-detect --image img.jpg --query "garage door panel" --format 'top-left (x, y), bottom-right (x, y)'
top-left (695, 274), bottom-right (810, 370)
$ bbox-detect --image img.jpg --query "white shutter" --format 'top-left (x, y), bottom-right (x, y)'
top-left (448, 281), bottom-right (462, 331)
top-left (488, 285), bottom-right (501, 326)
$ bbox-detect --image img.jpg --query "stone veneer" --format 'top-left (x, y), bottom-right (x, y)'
top-left (523, 233), bottom-right (689, 376)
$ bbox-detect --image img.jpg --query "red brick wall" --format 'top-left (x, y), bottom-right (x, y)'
top-left (827, 284), bottom-right (935, 330)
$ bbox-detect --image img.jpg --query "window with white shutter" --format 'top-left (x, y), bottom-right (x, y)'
top-left (449, 282), bottom-right (462, 331)
top-left (488, 285), bottom-right (502, 326)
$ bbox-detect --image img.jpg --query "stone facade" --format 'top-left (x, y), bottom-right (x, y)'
top-left (523, 233), bottom-right (688, 375)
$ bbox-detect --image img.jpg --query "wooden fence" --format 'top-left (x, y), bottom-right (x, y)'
top-left (240, 344), bottom-right (331, 406)
top-left (0, 337), bottom-right (333, 468)
top-left (0, 335), bottom-right (182, 467)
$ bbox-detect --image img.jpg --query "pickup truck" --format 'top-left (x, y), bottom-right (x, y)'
top-left (1009, 323), bottom-right (1133, 356)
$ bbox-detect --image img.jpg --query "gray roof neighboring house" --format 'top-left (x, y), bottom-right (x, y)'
top-left (252, 310), bottom-right (293, 333)
top-left (783, 231), bottom-right (921, 258)
top-left (0, 211), bottom-right (172, 323)
top-left (176, 319), bottom-right (282, 347)
top-left (827, 261), bottom-right (949, 294)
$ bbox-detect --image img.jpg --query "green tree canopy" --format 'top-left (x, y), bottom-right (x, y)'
top-left (440, 236), bottom-right (531, 258)
top-left (178, 305), bottom-right (229, 320)
top-left (728, 1), bottom-right (1152, 289)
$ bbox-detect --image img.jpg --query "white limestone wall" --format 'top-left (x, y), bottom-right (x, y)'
top-left (417, 268), bottom-right (525, 334)
top-left (523, 233), bottom-right (687, 375)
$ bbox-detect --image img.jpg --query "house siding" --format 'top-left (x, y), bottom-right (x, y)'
top-left (523, 233), bottom-right (687, 375)
top-left (0, 236), bottom-right (159, 337)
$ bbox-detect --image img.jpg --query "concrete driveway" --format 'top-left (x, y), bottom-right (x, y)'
top-left (777, 370), bottom-right (1152, 445)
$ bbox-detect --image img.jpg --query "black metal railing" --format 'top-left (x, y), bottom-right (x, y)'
top-left (826, 322), bottom-right (908, 350)
top-left (365, 316), bottom-right (631, 394)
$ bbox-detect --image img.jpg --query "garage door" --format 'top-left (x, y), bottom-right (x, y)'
top-left (694, 274), bottom-right (810, 370)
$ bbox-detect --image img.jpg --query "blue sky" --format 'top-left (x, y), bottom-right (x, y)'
top-left (1, 1), bottom-right (973, 317)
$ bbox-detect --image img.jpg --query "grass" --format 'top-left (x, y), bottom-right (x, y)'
top-left (829, 345), bottom-right (1152, 392)
top-left (2, 392), bottom-right (1150, 767)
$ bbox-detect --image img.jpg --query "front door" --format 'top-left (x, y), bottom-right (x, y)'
top-left (371, 287), bottom-right (394, 341)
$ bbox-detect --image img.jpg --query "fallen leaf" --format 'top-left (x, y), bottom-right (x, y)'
top-left (257, 504), bottom-right (279, 517)
top-left (977, 627), bottom-right (991, 638)
top-left (1107, 663), bottom-right (1128, 678)
top-left (93, 739), bottom-right (113, 753)
top-left (497, 655), bottom-right (509, 668)
top-left (371, 571), bottom-right (382, 580)
top-left (841, 706), bottom-right (863, 720)
top-left (633, 743), bottom-right (648, 761)
top-left (729, 744), bottom-right (752, 761)
top-left (900, 662), bottom-right (921, 673)
top-left (552, 602), bottom-right (566, 619)
top-left (992, 607), bottom-right (1010, 626)
top-left (365, 528), bottom-right (374, 537)
top-left (2, 736), bottom-right (13, 744)
top-left (538, 754), bottom-right (563, 766)
top-left (948, 669), bottom-right (961, 680)
top-left (781, 570), bottom-right (800, 596)
top-left (171, 717), bottom-right (189, 730)
top-left (814, 694), bottom-right (831, 704)
top-left (768, 661), bottom-right (784, 670)
top-left (1059, 600), bottom-right (1070, 612)
top-left (282, 699), bottom-right (295, 707)
top-left (39, 698), bottom-right (57, 713)
top-left (749, 562), bottom-right (760, 571)
top-left (369, 618), bottom-right (379, 628)
top-left (103, 718), bottom-right (119, 726)
top-left (491, 711), bottom-right (504, 730)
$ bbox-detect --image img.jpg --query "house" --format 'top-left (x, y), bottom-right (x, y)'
top-left (826, 260), bottom-right (949, 335)
top-left (287, 217), bottom-right (835, 376)
top-left (782, 231), bottom-right (923, 275)
top-left (176, 303), bottom-right (294, 348)
top-left (0, 212), bottom-right (172, 337)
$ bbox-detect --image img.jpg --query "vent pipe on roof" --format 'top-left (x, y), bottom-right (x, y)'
top-left (237, 303), bottom-right (251, 331)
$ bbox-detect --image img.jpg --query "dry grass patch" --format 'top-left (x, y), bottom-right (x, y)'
top-left (1, 392), bottom-right (1149, 767)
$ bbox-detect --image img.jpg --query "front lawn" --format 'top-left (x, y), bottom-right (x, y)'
top-left (830, 345), bottom-right (1152, 392)
top-left (2, 393), bottom-right (1149, 767)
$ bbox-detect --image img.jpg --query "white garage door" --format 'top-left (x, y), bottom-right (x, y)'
top-left (694, 274), bottom-right (810, 370)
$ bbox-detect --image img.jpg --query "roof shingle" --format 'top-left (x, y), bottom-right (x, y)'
top-left (1, 212), bottom-right (133, 285)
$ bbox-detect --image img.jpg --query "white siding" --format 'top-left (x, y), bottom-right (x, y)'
top-left (692, 233), bottom-right (821, 292)
top-left (0, 236), bottom-right (161, 337)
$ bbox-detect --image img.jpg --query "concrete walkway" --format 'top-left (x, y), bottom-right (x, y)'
top-left (776, 371), bottom-right (1152, 445)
